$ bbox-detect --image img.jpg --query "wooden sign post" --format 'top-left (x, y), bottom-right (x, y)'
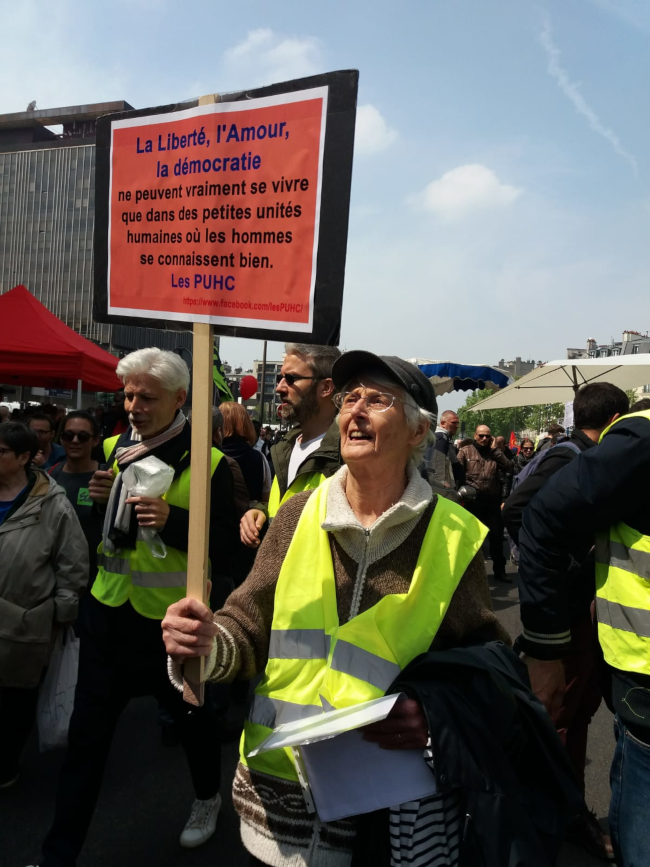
top-left (93, 72), bottom-right (358, 706)
top-left (183, 95), bottom-right (218, 706)
top-left (183, 321), bottom-right (213, 705)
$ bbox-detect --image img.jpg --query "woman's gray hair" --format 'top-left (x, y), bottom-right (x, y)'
top-left (342, 369), bottom-right (436, 466)
top-left (116, 348), bottom-right (190, 393)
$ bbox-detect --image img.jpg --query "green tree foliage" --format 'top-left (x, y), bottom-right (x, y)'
top-left (457, 389), bottom-right (565, 440)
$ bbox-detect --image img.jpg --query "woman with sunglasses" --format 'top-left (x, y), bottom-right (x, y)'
top-left (512, 438), bottom-right (535, 475)
top-left (49, 411), bottom-right (102, 587)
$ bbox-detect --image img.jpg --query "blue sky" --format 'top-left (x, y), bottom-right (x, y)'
top-left (2, 0), bottom-right (649, 411)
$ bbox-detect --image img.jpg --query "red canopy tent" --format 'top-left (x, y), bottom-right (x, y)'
top-left (0, 285), bottom-right (121, 392)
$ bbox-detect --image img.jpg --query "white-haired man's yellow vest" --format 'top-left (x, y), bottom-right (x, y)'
top-left (92, 435), bottom-right (223, 620)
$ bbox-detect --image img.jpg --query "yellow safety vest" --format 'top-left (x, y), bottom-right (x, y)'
top-left (240, 479), bottom-right (487, 781)
top-left (92, 434), bottom-right (223, 620)
top-left (595, 409), bottom-right (650, 675)
top-left (267, 471), bottom-right (327, 519)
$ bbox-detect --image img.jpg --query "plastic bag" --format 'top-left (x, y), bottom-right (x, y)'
top-left (122, 456), bottom-right (175, 559)
top-left (37, 627), bottom-right (80, 752)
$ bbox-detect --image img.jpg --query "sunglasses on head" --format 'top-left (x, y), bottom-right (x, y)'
top-left (61, 430), bottom-right (93, 443)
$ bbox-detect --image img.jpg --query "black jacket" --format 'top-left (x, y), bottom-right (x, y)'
top-left (269, 419), bottom-right (341, 499)
top-left (517, 416), bottom-right (650, 740)
top-left (395, 644), bottom-right (581, 867)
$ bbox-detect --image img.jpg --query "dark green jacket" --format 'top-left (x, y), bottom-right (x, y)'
top-left (270, 419), bottom-right (341, 499)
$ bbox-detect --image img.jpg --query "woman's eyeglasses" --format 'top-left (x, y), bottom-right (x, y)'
top-left (333, 390), bottom-right (403, 414)
top-left (61, 430), bottom-right (93, 444)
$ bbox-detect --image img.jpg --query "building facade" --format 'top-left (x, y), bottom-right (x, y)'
top-left (567, 332), bottom-right (650, 360)
top-left (495, 357), bottom-right (537, 378)
top-left (0, 101), bottom-right (191, 357)
top-left (253, 358), bottom-right (283, 423)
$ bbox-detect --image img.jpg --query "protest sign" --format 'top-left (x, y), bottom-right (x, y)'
top-left (93, 74), bottom-right (357, 705)
top-left (94, 71), bottom-right (358, 344)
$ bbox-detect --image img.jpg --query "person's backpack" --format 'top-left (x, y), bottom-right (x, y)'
top-left (510, 437), bottom-right (582, 495)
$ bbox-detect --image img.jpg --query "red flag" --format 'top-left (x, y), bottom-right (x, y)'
top-left (509, 431), bottom-right (517, 452)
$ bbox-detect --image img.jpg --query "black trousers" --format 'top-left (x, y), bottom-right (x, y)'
top-left (466, 496), bottom-right (506, 574)
top-left (41, 596), bottom-right (220, 867)
top-left (0, 683), bottom-right (40, 777)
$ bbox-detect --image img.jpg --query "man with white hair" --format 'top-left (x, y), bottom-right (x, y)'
top-left (40, 348), bottom-right (239, 866)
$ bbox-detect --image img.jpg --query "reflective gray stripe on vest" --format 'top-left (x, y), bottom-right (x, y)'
top-left (97, 553), bottom-right (130, 575)
top-left (597, 598), bottom-right (650, 638)
top-left (269, 629), bottom-right (331, 660)
top-left (249, 694), bottom-right (324, 728)
top-left (98, 554), bottom-right (186, 588)
top-left (607, 541), bottom-right (650, 580)
top-left (330, 639), bottom-right (401, 692)
top-left (131, 571), bottom-right (186, 589)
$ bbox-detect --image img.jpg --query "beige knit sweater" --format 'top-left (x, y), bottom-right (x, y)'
top-left (172, 467), bottom-right (511, 867)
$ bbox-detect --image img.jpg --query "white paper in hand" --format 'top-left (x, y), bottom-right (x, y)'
top-left (246, 693), bottom-right (437, 822)
top-left (301, 729), bottom-right (437, 822)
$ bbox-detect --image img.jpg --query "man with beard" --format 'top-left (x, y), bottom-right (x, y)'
top-left (240, 343), bottom-right (341, 549)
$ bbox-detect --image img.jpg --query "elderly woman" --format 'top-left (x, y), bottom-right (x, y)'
top-left (163, 352), bottom-right (507, 867)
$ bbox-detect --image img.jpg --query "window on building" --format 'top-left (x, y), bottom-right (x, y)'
top-left (633, 345), bottom-right (640, 354)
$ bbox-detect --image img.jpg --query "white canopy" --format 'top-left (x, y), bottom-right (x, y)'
top-left (468, 354), bottom-right (650, 411)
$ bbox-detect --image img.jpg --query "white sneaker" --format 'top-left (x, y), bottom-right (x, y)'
top-left (179, 793), bottom-right (221, 848)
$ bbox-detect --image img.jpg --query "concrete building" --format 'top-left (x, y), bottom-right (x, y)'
top-left (0, 101), bottom-right (191, 360)
top-left (253, 358), bottom-right (283, 423)
top-left (495, 357), bottom-right (537, 378)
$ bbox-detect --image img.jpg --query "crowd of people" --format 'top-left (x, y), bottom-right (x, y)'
top-left (0, 343), bottom-right (649, 866)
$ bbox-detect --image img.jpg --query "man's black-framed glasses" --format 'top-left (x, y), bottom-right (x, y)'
top-left (0, 447), bottom-right (15, 458)
top-left (277, 373), bottom-right (323, 387)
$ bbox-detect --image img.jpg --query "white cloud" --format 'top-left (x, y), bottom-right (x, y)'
top-left (410, 164), bottom-right (522, 221)
top-left (539, 15), bottom-right (638, 176)
top-left (354, 104), bottom-right (398, 155)
top-left (220, 29), bottom-right (323, 91)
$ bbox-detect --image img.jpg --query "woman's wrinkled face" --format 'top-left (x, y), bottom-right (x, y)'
top-left (338, 377), bottom-right (425, 470)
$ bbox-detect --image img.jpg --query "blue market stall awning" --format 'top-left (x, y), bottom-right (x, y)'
top-left (408, 359), bottom-right (513, 397)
